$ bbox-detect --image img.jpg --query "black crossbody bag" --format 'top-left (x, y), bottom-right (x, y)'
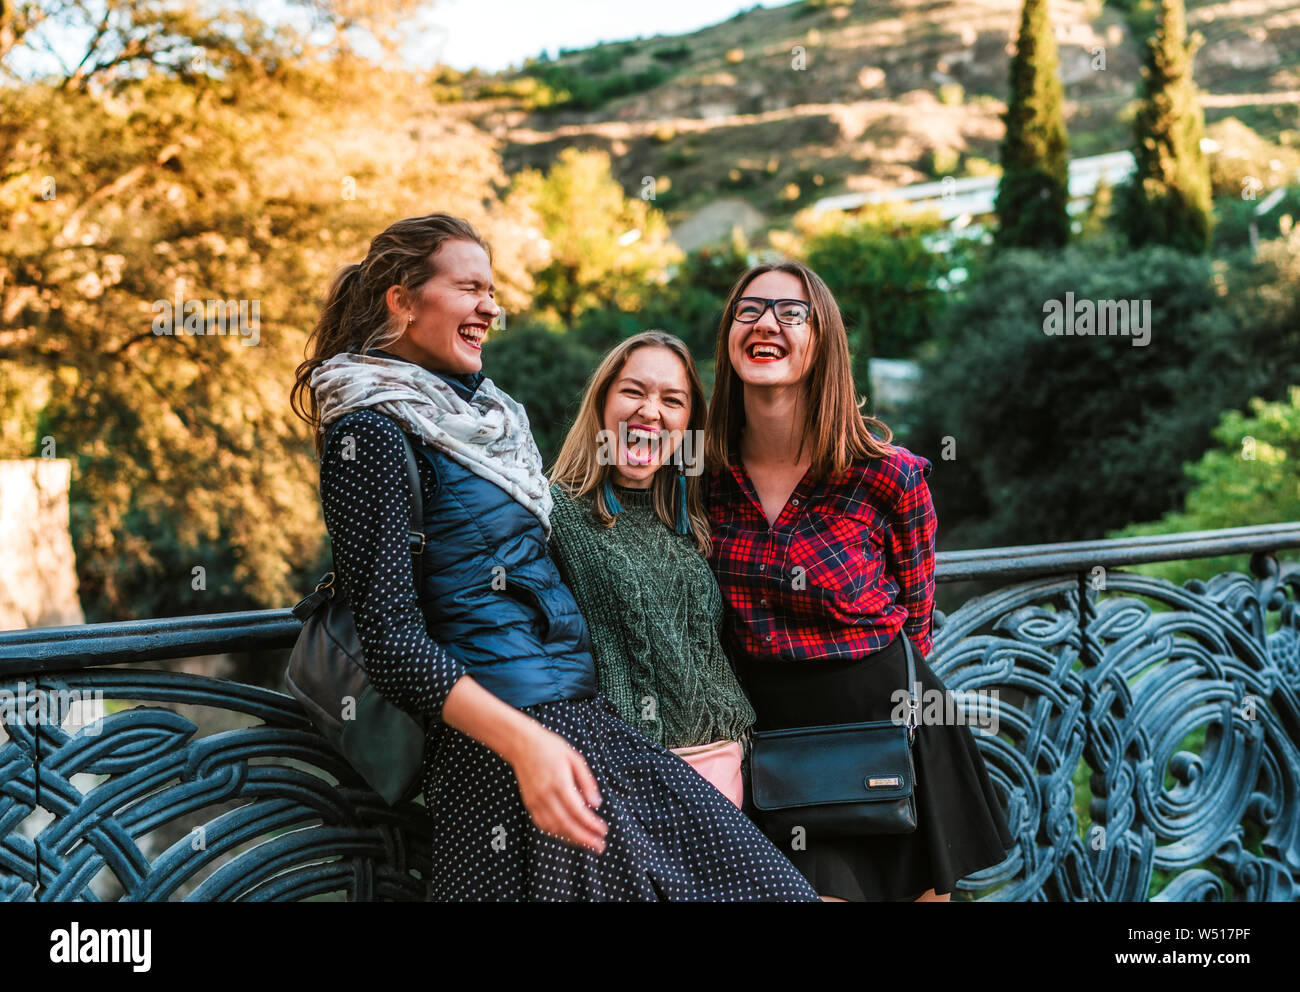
top-left (284, 430), bottom-right (427, 807)
top-left (747, 634), bottom-right (920, 837)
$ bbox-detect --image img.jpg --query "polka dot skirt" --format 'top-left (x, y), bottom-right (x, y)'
top-left (319, 408), bottom-right (819, 901)
top-left (423, 694), bottom-right (819, 901)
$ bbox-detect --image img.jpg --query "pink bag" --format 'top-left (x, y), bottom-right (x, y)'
top-left (670, 739), bottom-right (745, 809)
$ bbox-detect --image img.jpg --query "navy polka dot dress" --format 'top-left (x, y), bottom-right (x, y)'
top-left (318, 409), bottom-right (820, 902)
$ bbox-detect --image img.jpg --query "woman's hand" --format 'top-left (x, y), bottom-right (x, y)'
top-left (507, 723), bottom-right (607, 854)
top-left (440, 674), bottom-right (607, 854)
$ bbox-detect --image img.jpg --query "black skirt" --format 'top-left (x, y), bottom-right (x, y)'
top-left (739, 634), bottom-right (1014, 901)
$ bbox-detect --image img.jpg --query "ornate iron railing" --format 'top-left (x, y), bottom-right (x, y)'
top-left (3, 522), bottom-right (1299, 901)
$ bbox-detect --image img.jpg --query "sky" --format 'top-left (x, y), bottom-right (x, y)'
top-left (5, 0), bottom-right (795, 81)
top-left (403, 0), bottom-right (793, 72)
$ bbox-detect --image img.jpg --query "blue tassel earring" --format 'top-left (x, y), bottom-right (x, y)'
top-left (675, 463), bottom-right (690, 536)
top-left (603, 476), bottom-right (623, 516)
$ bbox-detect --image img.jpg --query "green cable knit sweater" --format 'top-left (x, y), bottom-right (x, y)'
top-left (547, 481), bottom-right (756, 750)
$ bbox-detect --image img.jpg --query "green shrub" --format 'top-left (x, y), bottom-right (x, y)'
top-left (938, 82), bottom-right (964, 106)
top-left (922, 145), bottom-right (962, 178)
top-left (482, 324), bottom-right (602, 467)
top-left (523, 62), bottom-right (669, 111)
top-left (1211, 187), bottom-right (1300, 252)
top-left (662, 145), bottom-right (697, 168)
top-left (652, 43), bottom-right (692, 64)
top-left (905, 240), bottom-right (1288, 548)
top-left (582, 47), bottom-right (627, 75)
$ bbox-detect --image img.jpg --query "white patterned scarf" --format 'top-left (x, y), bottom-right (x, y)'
top-left (311, 352), bottom-right (554, 536)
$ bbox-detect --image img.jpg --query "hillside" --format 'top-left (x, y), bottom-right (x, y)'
top-left (440, 0), bottom-right (1299, 244)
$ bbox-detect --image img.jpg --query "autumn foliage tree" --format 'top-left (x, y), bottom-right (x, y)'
top-left (507, 148), bottom-right (680, 325)
top-left (0, 1), bottom-right (544, 621)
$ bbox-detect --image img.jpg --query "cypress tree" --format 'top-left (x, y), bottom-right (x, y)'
top-left (994, 0), bottom-right (1071, 249)
top-left (1119, 0), bottom-right (1213, 252)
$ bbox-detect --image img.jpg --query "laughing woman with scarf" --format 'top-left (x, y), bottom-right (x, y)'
top-left (290, 213), bottom-right (819, 902)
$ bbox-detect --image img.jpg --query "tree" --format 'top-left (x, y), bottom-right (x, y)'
top-left (1118, 0), bottom-right (1214, 253)
top-left (1, 9), bottom-right (541, 624)
top-left (906, 242), bottom-right (1262, 549)
top-left (1112, 386), bottom-right (1300, 587)
top-left (507, 148), bottom-right (680, 325)
top-left (994, 0), bottom-right (1071, 250)
top-left (0, 0), bottom-right (427, 85)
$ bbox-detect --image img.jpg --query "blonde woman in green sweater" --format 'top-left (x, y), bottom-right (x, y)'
top-left (548, 331), bottom-right (754, 807)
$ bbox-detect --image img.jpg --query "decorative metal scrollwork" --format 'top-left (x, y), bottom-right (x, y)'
top-left (4, 554), bottom-right (1299, 901)
top-left (933, 555), bottom-right (1300, 901)
top-left (0, 669), bottom-right (431, 901)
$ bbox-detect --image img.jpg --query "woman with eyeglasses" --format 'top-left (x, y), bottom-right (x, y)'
top-left (291, 214), bottom-right (820, 901)
top-left (704, 260), bottom-right (1014, 902)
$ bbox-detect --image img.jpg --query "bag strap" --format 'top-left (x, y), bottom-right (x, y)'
top-left (397, 430), bottom-right (425, 588)
top-left (724, 620), bottom-right (924, 748)
top-left (296, 426), bottom-right (426, 620)
top-left (901, 633), bottom-right (919, 747)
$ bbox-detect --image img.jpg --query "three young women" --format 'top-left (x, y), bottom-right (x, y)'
top-left (291, 213), bottom-right (819, 902)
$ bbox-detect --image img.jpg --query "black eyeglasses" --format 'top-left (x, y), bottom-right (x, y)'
top-left (732, 297), bottom-right (811, 326)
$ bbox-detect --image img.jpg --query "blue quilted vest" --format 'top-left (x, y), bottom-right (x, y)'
top-left (361, 357), bottom-right (597, 709)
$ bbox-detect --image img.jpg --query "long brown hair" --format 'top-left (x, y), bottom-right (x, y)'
top-left (705, 259), bottom-right (893, 481)
top-left (549, 331), bottom-right (712, 555)
top-left (291, 213), bottom-right (492, 454)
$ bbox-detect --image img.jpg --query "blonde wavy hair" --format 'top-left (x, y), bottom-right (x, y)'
top-left (549, 331), bottom-right (711, 555)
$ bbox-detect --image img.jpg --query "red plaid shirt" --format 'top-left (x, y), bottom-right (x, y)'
top-left (706, 440), bottom-right (937, 662)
